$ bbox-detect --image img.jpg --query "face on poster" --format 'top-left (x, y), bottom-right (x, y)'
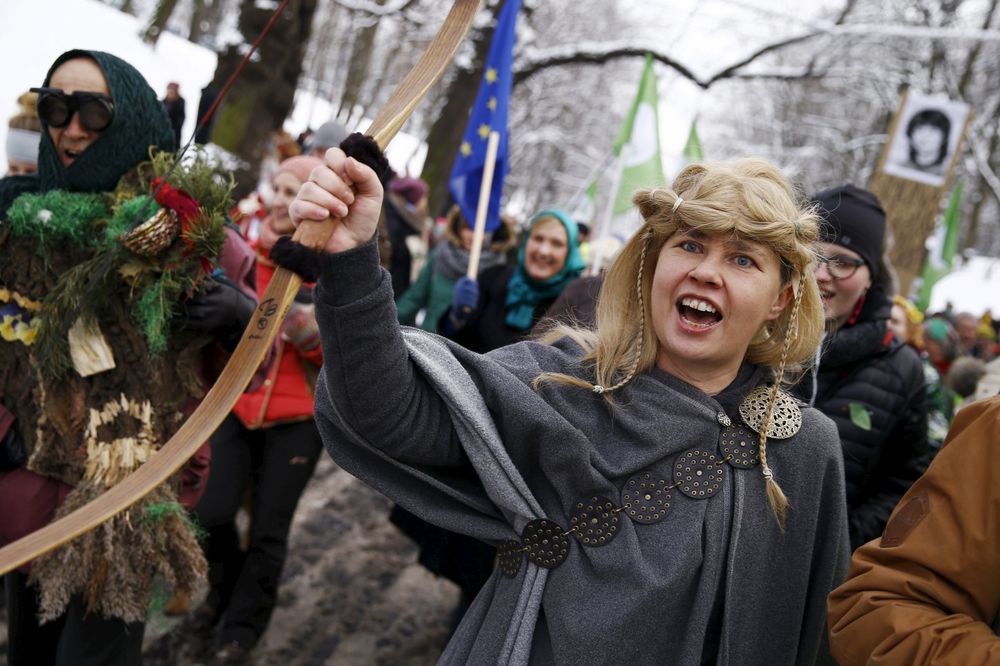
top-left (882, 93), bottom-right (971, 187)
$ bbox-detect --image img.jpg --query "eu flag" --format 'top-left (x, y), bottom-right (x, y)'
top-left (448, 0), bottom-right (520, 232)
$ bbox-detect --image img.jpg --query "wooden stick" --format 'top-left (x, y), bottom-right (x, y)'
top-left (467, 130), bottom-right (501, 279)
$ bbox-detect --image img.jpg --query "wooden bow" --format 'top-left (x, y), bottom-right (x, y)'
top-left (0, 0), bottom-right (479, 575)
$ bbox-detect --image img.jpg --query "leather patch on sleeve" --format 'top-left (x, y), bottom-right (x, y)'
top-left (880, 494), bottom-right (929, 548)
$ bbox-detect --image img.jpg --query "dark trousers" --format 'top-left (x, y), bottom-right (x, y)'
top-left (4, 571), bottom-right (144, 666)
top-left (193, 414), bottom-right (322, 648)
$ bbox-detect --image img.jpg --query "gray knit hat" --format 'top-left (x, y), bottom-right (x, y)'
top-left (306, 120), bottom-right (349, 153)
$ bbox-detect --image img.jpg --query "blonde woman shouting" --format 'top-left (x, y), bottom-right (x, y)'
top-left (284, 148), bottom-right (848, 665)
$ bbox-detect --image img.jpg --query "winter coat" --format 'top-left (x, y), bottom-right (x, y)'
top-left (397, 218), bottom-right (513, 333)
top-left (446, 264), bottom-right (557, 353)
top-left (533, 274), bottom-right (605, 333)
top-left (828, 396), bottom-right (1000, 664)
top-left (161, 95), bottom-right (186, 146)
top-left (232, 252), bottom-right (322, 428)
top-left (311, 239), bottom-right (849, 665)
top-left (793, 288), bottom-right (930, 548)
top-left (396, 247), bottom-right (457, 332)
top-left (381, 190), bottom-right (428, 298)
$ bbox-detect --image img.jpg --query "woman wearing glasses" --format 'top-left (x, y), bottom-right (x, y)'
top-left (794, 184), bottom-right (929, 549)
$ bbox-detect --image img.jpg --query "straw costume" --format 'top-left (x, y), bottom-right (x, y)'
top-left (0, 50), bottom-right (240, 624)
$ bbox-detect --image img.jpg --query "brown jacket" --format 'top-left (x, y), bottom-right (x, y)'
top-left (828, 395), bottom-right (1000, 664)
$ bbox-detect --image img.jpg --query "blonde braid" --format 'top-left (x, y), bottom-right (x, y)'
top-left (591, 235), bottom-right (650, 395)
top-left (758, 272), bottom-right (806, 529)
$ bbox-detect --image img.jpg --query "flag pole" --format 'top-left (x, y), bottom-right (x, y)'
top-left (467, 130), bottom-right (502, 279)
top-left (588, 154), bottom-right (624, 277)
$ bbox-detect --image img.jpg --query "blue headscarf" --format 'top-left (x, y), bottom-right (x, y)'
top-left (504, 209), bottom-right (586, 330)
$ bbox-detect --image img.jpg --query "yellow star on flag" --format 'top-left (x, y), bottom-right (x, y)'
top-left (485, 67), bottom-right (498, 83)
top-left (478, 124), bottom-right (491, 139)
top-left (460, 141), bottom-right (472, 157)
top-left (487, 96), bottom-right (497, 111)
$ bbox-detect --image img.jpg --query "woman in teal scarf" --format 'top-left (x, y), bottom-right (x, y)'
top-left (445, 209), bottom-right (585, 354)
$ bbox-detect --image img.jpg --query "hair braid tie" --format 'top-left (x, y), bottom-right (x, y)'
top-left (758, 271), bottom-right (806, 529)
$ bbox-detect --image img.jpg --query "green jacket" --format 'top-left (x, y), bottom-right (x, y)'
top-left (396, 248), bottom-right (457, 333)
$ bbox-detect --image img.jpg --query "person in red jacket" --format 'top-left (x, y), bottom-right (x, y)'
top-left (192, 155), bottom-right (326, 664)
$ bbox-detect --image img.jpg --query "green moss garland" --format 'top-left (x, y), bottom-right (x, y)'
top-left (5, 191), bottom-right (109, 251)
top-left (14, 148), bottom-right (235, 379)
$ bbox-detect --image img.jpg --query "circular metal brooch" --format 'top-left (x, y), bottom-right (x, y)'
top-left (569, 495), bottom-right (620, 547)
top-left (521, 518), bottom-right (571, 569)
top-left (738, 386), bottom-right (802, 439)
top-left (719, 424), bottom-right (760, 469)
top-left (621, 471), bottom-right (673, 524)
top-left (674, 448), bottom-right (725, 499)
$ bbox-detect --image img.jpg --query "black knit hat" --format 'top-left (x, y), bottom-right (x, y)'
top-left (811, 184), bottom-right (886, 280)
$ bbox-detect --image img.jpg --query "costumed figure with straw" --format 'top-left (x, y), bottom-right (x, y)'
top-left (0, 50), bottom-right (260, 665)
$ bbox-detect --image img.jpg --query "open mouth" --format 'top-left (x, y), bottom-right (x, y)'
top-left (61, 148), bottom-right (82, 165)
top-left (677, 296), bottom-right (723, 329)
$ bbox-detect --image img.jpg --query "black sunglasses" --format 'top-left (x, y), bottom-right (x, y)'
top-left (30, 87), bottom-right (115, 132)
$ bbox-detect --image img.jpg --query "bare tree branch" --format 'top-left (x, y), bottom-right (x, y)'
top-left (958, 0), bottom-right (1000, 95)
top-left (704, 32), bottom-right (820, 86)
top-left (515, 42), bottom-right (704, 87)
top-left (330, 0), bottom-right (418, 16)
top-left (968, 136), bottom-right (1000, 209)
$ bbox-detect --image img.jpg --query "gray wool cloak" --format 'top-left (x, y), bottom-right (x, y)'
top-left (312, 239), bottom-right (849, 665)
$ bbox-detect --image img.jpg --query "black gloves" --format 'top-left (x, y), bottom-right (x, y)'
top-left (179, 274), bottom-right (257, 351)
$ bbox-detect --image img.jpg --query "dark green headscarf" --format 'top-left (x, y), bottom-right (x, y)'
top-left (0, 49), bottom-right (176, 217)
top-left (504, 209), bottom-right (586, 330)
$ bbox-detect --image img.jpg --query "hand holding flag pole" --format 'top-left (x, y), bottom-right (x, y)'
top-left (467, 130), bottom-right (501, 279)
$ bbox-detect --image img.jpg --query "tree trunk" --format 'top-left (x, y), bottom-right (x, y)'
top-left (188, 0), bottom-right (208, 45)
top-left (337, 3), bottom-right (386, 119)
top-left (420, 5), bottom-right (500, 218)
top-left (142, 0), bottom-right (180, 44)
top-left (207, 0), bottom-right (319, 196)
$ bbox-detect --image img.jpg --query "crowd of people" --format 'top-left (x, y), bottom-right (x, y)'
top-left (2, 47), bottom-right (1000, 666)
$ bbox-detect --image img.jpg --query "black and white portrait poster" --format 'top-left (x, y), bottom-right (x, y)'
top-left (882, 93), bottom-right (971, 187)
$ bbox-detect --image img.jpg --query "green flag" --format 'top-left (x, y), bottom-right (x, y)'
top-left (917, 183), bottom-right (963, 311)
top-left (682, 118), bottom-right (704, 164)
top-left (612, 55), bottom-right (667, 216)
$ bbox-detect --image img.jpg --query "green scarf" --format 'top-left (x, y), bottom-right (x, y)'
top-left (0, 49), bottom-right (176, 217)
